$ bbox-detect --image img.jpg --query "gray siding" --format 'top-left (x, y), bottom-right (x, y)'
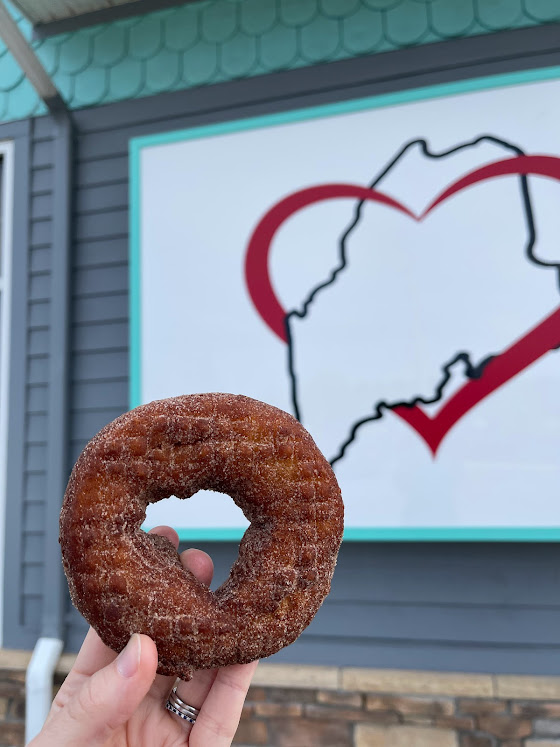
top-left (3, 116), bottom-right (53, 648)
top-left (23, 119), bottom-right (55, 635)
top-left (9, 24), bottom-right (560, 672)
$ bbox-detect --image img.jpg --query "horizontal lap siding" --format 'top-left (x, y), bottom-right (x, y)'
top-left (66, 115), bottom-right (131, 637)
top-left (65, 38), bottom-right (560, 673)
top-left (183, 542), bottom-right (560, 674)
top-left (22, 119), bottom-right (55, 632)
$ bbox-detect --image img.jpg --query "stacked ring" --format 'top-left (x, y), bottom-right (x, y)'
top-left (165, 687), bottom-right (200, 724)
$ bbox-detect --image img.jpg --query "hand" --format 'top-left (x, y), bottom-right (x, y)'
top-left (30, 526), bottom-right (258, 746)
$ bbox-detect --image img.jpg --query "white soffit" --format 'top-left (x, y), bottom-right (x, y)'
top-left (10, 0), bottom-right (142, 25)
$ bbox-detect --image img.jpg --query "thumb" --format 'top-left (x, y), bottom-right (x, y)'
top-left (49, 634), bottom-right (157, 746)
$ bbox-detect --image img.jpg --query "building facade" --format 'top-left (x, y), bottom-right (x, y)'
top-left (1, 3), bottom-right (560, 744)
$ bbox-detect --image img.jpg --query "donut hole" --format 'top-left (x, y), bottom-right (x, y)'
top-left (143, 491), bottom-right (249, 592)
top-left (143, 490), bottom-right (249, 543)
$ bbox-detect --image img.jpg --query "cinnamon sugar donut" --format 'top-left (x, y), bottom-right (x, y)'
top-left (60, 393), bottom-right (344, 679)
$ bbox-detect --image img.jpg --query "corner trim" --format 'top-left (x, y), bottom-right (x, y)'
top-left (2, 119), bottom-right (31, 650)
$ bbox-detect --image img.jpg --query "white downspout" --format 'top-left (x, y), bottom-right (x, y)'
top-left (25, 638), bottom-right (64, 743)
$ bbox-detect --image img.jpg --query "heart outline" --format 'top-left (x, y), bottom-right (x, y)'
top-left (245, 155), bottom-right (560, 455)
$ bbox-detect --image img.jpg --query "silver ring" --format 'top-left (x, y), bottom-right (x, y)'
top-left (165, 687), bottom-right (200, 724)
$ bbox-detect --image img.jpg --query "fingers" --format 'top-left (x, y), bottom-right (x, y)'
top-left (190, 661), bottom-right (259, 747)
top-left (67, 628), bottom-right (117, 682)
top-left (39, 634), bottom-right (158, 747)
top-left (63, 526), bottom-right (181, 708)
top-left (148, 525), bottom-right (179, 550)
top-left (172, 550), bottom-right (241, 736)
top-left (149, 547), bottom-right (215, 701)
top-left (150, 529), bottom-right (214, 589)
top-left (168, 668), bottom-right (218, 714)
top-left (68, 526), bottom-right (178, 684)
top-left (181, 548), bottom-right (214, 587)
top-left (172, 549), bottom-right (216, 703)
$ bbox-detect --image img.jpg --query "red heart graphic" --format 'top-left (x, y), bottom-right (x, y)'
top-left (245, 155), bottom-right (560, 455)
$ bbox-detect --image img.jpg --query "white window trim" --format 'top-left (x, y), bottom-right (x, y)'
top-left (0, 140), bottom-right (15, 648)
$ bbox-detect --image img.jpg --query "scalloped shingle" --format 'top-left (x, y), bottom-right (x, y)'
top-left (0, 0), bottom-right (559, 124)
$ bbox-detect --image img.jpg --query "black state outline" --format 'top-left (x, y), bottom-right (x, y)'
top-left (285, 135), bottom-right (559, 466)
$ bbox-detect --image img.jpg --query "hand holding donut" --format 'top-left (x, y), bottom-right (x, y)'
top-left (29, 526), bottom-right (257, 747)
top-left (48, 394), bottom-right (342, 746)
top-left (59, 394), bottom-right (343, 678)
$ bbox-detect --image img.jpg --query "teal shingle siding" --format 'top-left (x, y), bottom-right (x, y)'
top-left (0, 0), bottom-right (560, 123)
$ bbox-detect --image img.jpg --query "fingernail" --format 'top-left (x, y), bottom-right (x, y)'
top-left (117, 634), bottom-right (141, 678)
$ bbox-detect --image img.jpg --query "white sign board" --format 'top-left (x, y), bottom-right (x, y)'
top-left (130, 67), bottom-right (560, 540)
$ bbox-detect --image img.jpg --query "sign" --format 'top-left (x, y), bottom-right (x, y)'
top-left (130, 66), bottom-right (560, 540)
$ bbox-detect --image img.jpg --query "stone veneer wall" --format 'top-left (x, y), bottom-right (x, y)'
top-left (2, 652), bottom-right (560, 746)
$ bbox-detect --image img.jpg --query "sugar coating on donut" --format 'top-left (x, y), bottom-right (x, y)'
top-left (59, 393), bottom-right (344, 679)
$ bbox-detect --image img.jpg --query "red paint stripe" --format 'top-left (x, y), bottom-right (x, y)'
top-left (394, 307), bottom-right (560, 455)
top-left (245, 184), bottom-right (414, 342)
top-left (423, 155), bottom-right (560, 216)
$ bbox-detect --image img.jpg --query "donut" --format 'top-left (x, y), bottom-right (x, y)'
top-left (59, 393), bottom-right (344, 679)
